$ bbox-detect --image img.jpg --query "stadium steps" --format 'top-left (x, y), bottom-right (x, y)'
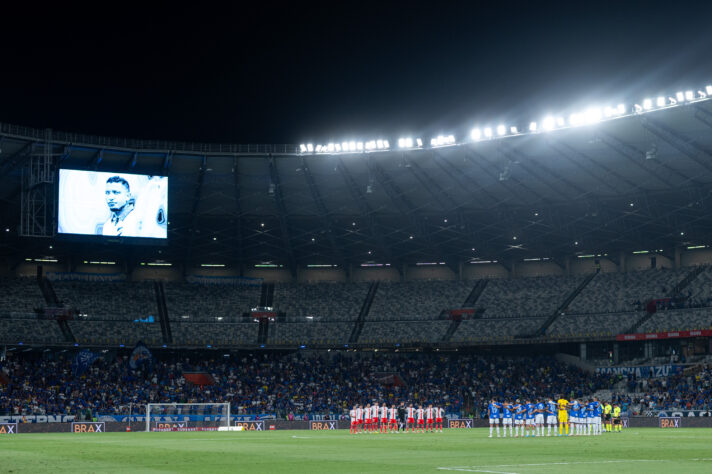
top-left (462, 279), bottom-right (489, 307)
top-left (35, 267), bottom-right (75, 343)
top-left (260, 282), bottom-right (275, 307)
top-left (154, 281), bottom-right (172, 344)
top-left (626, 265), bottom-right (708, 334)
top-left (349, 281), bottom-right (379, 343)
top-left (441, 279), bottom-right (490, 342)
top-left (528, 270), bottom-right (600, 338)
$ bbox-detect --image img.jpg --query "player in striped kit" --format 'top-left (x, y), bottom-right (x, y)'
top-left (370, 403), bottom-right (379, 433)
top-left (356, 404), bottom-right (364, 434)
top-left (380, 403), bottom-right (388, 434)
top-left (350, 405), bottom-right (357, 434)
top-left (416, 405), bottom-right (425, 433)
top-left (406, 404), bottom-right (416, 433)
top-left (363, 403), bottom-right (371, 434)
top-left (388, 405), bottom-right (398, 433)
top-left (425, 405), bottom-right (435, 433)
top-left (435, 406), bottom-right (445, 433)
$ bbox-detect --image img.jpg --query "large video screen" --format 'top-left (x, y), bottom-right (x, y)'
top-left (58, 170), bottom-right (168, 239)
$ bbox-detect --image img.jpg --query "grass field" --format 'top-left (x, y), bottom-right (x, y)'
top-left (2, 429), bottom-right (712, 473)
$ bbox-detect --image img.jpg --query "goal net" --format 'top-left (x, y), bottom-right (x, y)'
top-left (145, 403), bottom-right (231, 432)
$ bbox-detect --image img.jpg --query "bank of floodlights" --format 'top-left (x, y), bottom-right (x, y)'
top-left (299, 82), bottom-right (712, 154)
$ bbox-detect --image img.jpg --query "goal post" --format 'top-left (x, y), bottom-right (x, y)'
top-left (145, 403), bottom-right (231, 432)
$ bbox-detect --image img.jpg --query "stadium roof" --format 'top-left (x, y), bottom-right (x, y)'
top-left (3, 99), bottom-right (712, 274)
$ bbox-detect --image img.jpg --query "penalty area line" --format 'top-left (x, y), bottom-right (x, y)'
top-left (438, 459), bottom-right (663, 472)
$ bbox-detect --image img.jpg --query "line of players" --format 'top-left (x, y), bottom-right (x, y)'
top-left (349, 403), bottom-right (446, 434)
top-left (487, 397), bottom-right (620, 438)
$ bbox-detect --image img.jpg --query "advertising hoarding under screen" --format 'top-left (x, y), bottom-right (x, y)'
top-left (58, 170), bottom-right (167, 239)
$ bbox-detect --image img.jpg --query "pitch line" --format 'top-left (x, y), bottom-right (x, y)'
top-left (437, 459), bottom-right (662, 472)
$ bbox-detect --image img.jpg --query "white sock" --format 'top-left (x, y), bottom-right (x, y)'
top-left (489, 426), bottom-right (493, 436)
top-left (496, 426), bottom-right (500, 436)
top-left (510, 426), bottom-right (513, 436)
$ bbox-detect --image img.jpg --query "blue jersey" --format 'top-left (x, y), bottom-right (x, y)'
top-left (570, 401), bottom-right (580, 416)
top-left (488, 402), bottom-right (501, 418)
top-left (502, 406), bottom-right (513, 418)
top-left (547, 401), bottom-right (557, 416)
top-left (526, 403), bottom-right (535, 419)
top-left (593, 402), bottom-right (602, 416)
top-left (513, 404), bottom-right (525, 420)
top-left (536, 402), bottom-right (545, 414)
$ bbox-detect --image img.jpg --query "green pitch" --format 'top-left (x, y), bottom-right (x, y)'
top-left (2, 429), bottom-right (712, 473)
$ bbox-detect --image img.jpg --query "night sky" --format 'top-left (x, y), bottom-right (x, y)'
top-left (2, 1), bottom-right (711, 144)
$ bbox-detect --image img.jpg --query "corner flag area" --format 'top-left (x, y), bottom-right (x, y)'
top-left (3, 429), bottom-right (712, 473)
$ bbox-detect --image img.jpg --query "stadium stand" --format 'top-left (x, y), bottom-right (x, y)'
top-left (163, 282), bottom-right (261, 321)
top-left (0, 318), bottom-right (65, 345)
top-left (0, 351), bottom-right (614, 418)
top-left (636, 307), bottom-right (712, 333)
top-left (68, 320), bottom-right (163, 346)
top-left (171, 322), bottom-right (258, 346)
top-left (273, 282), bottom-right (369, 321)
top-left (476, 275), bottom-right (585, 318)
top-left (451, 317), bottom-right (546, 342)
top-left (368, 280), bottom-right (473, 320)
top-left (0, 277), bottom-right (45, 316)
top-left (359, 320), bottom-right (450, 344)
top-left (567, 268), bottom-right (688, 314)
top-left (52, 281), bottom-right (157, 320)
top-left (268, 322), bottom-right (353, 345)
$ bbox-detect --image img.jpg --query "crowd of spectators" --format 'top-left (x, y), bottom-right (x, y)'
top-left (1, 351), bottom-right (613, 420)
top-left (616, 365), bottom-right (712, 414)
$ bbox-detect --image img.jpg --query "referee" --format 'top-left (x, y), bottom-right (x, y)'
top-left (603, 401), bottom-right (612, 432)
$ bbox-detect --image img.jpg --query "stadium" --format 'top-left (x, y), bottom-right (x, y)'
top-left (2, 3), bottom-right (712, 473)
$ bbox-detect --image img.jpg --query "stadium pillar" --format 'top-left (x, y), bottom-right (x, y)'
top-left (674, 247), bottom-right (681, 269)
top-left (459, 261), bottom-right (463, 281)
top-left (579, 343), bottom-right (587, 361)
top-left (613, 343), bottom-right (620, 364)
top-left (619, 252), bottom-right (626, 273)
top-left (564, 257), bottom-right (571, 276)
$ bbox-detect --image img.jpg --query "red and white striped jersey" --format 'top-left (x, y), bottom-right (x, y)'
top-left (350, 409), bottom-right (356, 421)
top-left (425, 407), bottom-right (434, 419)
top-left (356, 408), bottom-right (363, 420)
top-left (364, 407), bottom-right (370, 419)
top-left (380, 406), bottom-right (388, 419)
top-left (437, 407), bottom-right (445, 418)
top-left (389, 407), bottom-right (397, 419)
top-left (416, 408), bottom-right (425, 420)
top-left (370, 405), bottom-right (378, 419)
top-left (407, 407), bottom-right (415, 418)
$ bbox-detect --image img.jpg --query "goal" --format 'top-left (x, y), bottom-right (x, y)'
top-left (145, 403), bottom-right (231, 432)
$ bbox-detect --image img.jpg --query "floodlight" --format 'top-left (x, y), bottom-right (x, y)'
top-left (634, 104), bottom-right (643, 113)
top-left (356, 141), bottom-right (363, 150)
top-left (542, 116), bottom-right (555, 131)
top-left (510, 126), bottom-right (518, 134)
top-left (584, 108), bottom-right (602, 123)
top-left (416, 138), bottom-right (423, 147)
top-left (398, 138), bottom-right (405, 148)
top-left (707, 85), bottom-right (712, 95)
top-left (642, 98), bottom-right (653, 110)
top-left (484, 127), bottom-right (493, 138)
top-left (300, 144), bottom-right (307, 153)
top-left (556, 117), bottom-right (565, 127)
top-left (676, 91), bottom-right (685, 101)
top-left (349, 141), bottom-right (356, 151)
top-left (617, 103), bottom-right (626, 115)
top-left (365, 141), bottom-right (375, 150)
top-left (376, 139), bottom-right (384, 149)
top-left (335, 143), bottom-right (342, 152)
top-left (685, 90), bottom-right (694, 100)
top-left (603, 107), bottom-right (615, 117)
top-left (406, 138), bottom-right (413, 148)
top-left (447, 135), bottom-right (455, 143)
top-left (471, 128), bottom-right (482, 140)
top-left (327, 143), bottom-right (335, 152)
top-left (569, 113), bottom-right (581, 126)
top-left (306, 143), bottom-right (314, 152)
top-left (430, 137), bottom-right (438, 146)
top-left (668, 96), bottom-right (677, 105)
top-left (383, 140), bottom-right (390, 149)
top-left (496, 125), bottom-right (506, 136)
top-left (529, 122), bottom-right (538, 132)
top-left (656, 96), bottom-right (666, 107)
top-left (316, 144), bottom-right (323, 152)
top-left (341, 142), bottom-right (349, 152)
top-left (700, 90), bottom-right (708, 98)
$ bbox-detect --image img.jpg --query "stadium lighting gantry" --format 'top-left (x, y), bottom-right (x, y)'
top-left (298, 82), bottom-right (712, 155)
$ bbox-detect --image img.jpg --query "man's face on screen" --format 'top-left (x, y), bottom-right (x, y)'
top-left (105, 182), bottom-right (129, 211)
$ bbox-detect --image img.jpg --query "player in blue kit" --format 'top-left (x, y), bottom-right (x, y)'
top-left (513, 400), bottom-right (525, 437)
top-left (488, 399), bottom-right (502, 438)
top-left (525, 401), bottom-right (536, 437)
top-left (592, 399), bottom-right (603, 435)
top-left (546, 398), bottom-right (558, 437)
top-left (569, 399), bottom-right (580, 436)
top-left (535, 400), bottom-right (546, 437)
top-left (501, 402), bottom-right (514, 437)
